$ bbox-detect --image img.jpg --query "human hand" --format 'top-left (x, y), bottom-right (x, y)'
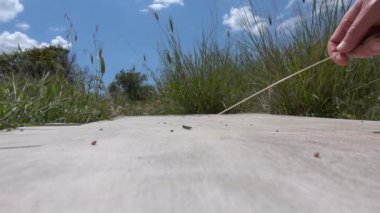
top-left (328, 0), bottom-right (380, 66)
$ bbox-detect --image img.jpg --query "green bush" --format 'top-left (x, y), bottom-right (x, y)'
top-left (109, 67), bottom-right (155, 101)
top-left (0, 46), bottom-right (76, 78)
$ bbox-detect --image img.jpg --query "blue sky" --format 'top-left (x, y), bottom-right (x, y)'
top-left (0, 0), bottom-right (344, 84)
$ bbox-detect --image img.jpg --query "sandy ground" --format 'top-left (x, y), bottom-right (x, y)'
top-left (0, 114), bottom-right (379, 213)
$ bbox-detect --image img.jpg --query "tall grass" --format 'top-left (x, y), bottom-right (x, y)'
top-left (244, 0), bottom-right (380, 119)
top-left (0, 73), bottom-right (110, 129)
top-left (0, 20), bottom-right (111, 130)
top-left (156, 0), bottom-right (380, 120)
top-left (156, 19), bottom-right (252, 114)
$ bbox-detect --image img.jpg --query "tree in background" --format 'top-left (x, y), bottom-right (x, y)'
top-left (0, 46), bottom-right (77, 79)
top-left (108, 67), bottom-right (155, 101)
top-left (0, 46), bottom-right (110, 129)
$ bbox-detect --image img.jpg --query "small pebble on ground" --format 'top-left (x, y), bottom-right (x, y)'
top-left (182, 125), bottom-right (192, 130)
top-left (314, 152), bottom-right (320, 158)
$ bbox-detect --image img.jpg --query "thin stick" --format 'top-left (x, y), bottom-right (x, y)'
top-left (189, 56), bottom-right (335, 129)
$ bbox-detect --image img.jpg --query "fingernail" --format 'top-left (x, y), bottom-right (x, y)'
top-left (337, 41), bottom-right (347, 51)
top-left (372, 43), bottom-right (380, 51)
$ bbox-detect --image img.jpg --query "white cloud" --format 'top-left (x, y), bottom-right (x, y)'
top-left (285, 0), bottom-right (298, 9)
top-left (280, 0), bottom-right (352, 32)
top-left (141, 0), bottom-right (184, 12)
top-left (149, 3), bottom-right (166, 10)
top-left (16, 22), bottom-right (30, 31)
top-left (49, 27), bottom-right (66, 32)
top-left (319, 0), bottom-right (352, 11)
top-left (0, 0), bottom-right (24, 22)
top-left (51, 36), bottom-right (71, 49)
top-left (277, 16), bottom-right (302, 33)
top-left (0, 31), bottom-right (72, 53)
top-left (0, 31), bottom-right (38, 53)
top-left (285, 0), bottom-right (351, 10)
top-left (223, 6), bottom-right (268, 36)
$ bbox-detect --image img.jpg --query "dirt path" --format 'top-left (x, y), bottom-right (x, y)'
top-left (0, 114), bottom-right (379, 213)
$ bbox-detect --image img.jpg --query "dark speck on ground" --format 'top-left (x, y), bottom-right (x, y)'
top-left (182, 125), bottom-right (192, 130)
top-left (314, 152), bottom-right (320, 158)
top-left (91, 141), bottom-right (97, 146)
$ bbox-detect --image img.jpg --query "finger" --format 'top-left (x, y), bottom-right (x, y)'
top-left (330, 1), bottom-right (362, 44)
top-left (349, 36), bottom-right (380, 58)
top-left (333, 53), bottom-right (349, 66)
top-left (328, 41), bottom-right (349, 66)
top-left (328, 1), bottom-right (361, 66)
top-left (337, 4), bottom-right (379, 53)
